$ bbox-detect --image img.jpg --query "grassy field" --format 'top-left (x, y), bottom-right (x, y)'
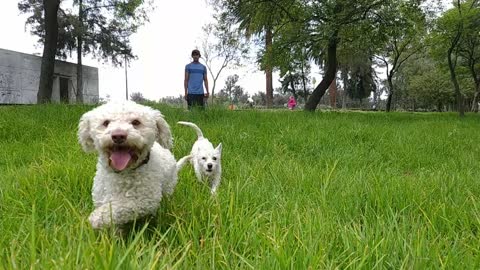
top-left (1, 104), bottom-right (480, 269)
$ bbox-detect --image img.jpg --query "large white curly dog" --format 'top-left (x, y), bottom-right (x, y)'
top-left (78, 101), bottom-right (177, 229)
top-left (177, 121), bottom-right (222, 194)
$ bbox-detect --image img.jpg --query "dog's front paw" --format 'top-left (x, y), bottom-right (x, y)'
top-left (89, 211), bottom-right (110, 229)
top-left (88, 212), bottom-right (103, 229)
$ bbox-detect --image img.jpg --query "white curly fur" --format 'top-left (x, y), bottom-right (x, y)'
top-left (78, 101), bottom-right (177, 229)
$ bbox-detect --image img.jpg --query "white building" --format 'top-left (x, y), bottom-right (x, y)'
top-left (0, 48), bottom-right (98, 104)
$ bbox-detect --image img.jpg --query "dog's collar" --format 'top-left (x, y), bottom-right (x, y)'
top-left (134, 151), bottom-right (150, 170)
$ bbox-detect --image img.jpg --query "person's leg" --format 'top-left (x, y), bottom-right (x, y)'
top-left (199, 95), bottom-right (205, 108)
top-left (187, 94), bottom-right (194, 110)
top-left (192, 94), bottom-right (204, 109)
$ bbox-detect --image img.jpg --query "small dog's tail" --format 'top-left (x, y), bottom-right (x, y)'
top-left (178, 121), bottom-right (204, 139)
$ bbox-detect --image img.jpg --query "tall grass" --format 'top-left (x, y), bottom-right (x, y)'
top-left (1, 104), bottom-right (480, 269)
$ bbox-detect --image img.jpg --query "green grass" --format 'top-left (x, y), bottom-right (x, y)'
top-left (1, 104), bottom-right (480, 269)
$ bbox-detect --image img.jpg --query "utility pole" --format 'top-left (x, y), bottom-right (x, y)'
top-left (124, 54), bottom-right (129, 100)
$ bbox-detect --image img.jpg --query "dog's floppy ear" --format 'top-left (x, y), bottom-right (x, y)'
top-left (78, 112), bottom-right (95, 152)
top-left (215, 143), bottom-right (222, 154)
top-left (153, 110), bottom-right (173, 150)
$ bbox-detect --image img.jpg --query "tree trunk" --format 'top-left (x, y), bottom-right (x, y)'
top-left (469, 69), bottom-right (479, 112)
top-left (305, 34), bottom-right (338, 111)
top-left (301, 66), bottom-right (307, 101)
top-left (341, 68), bottom-right (348, 110)
top-left (124, 55), bottom-right (129, 100)
top-left (448, 48), bottom-right (465, 118)
top-left (329, 78), bottom-right (337, 108)
top-left (37, 0), bottom-right (60, 104)
top-left (76, 0), bottom-right (84, 103)
top-left (265, 27), bottom-right (273, 108)
top-left (472, 91), bottom-right (479, 113)
top-left (211, 79), bottom-right (217, 105)
top-left (289, 80), bottom-right (297, 100)
top-left (385, 75), bottom-right (394, 112)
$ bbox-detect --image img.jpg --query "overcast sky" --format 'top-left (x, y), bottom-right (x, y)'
top-left (0, 0), bottom-right (276, 101)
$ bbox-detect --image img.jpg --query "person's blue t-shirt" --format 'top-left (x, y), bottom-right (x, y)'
top-left (185, 62), bottom-right (206, 94)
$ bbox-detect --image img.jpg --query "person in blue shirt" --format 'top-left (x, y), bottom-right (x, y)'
top-left (184, 49), bottom-right (209, 109)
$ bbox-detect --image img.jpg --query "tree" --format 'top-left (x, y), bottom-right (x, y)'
top-left (345, 62), bottom-right (377, 103)
top-left (374, 0), bottom-right (427, 112)
top-left (273, 37), bottom-right (312, 104)
top-left (211, 0), bottom-right (296, 108)
top-left (200, 17), bottom-right (248, 104)
top-left (159, 95), bottom-right (184, 106)
top-left (219, 74), bottom-right (244, 105)
top-left (336, 31), bottom-right (380, 109)
top-left (19, 0), bottom-right (152, 103)
top-left (408, 67), bottom-right (454, 111)
top-left (129, 92), bottom-right (148, 103)
top-left (395, 55), bottom-right (454, 111)
top-left (251, 91), bottom-right (266, 106)
top-left (299, 0), bottom-right (387, 111)
top-left (455, 1), bottom-right (480, 111)
top-left (279, 72), bottom-right (301, 101)
top-left (19, 0), bottom-right (61, 103)
top-left (431, 0), bottom-right (480, 117)
top-left (273, 92), bottom-right (290, 107)
top-left (217, 0), bottom-right (392, 111)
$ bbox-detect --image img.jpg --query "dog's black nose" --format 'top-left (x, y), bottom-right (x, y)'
top-left (111, 131), bottom-right (127, 144)
top-left (207, 163), bottom-right (213, 169)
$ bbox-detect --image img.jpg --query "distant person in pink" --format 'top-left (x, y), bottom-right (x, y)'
top-left (287, 96), bottom-right (297, 110)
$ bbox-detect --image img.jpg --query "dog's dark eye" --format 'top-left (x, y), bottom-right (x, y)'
top-left (131, 119), bottom-right (141, 126)
top-left (212, 157), bottom-right (217, 161)
top-left (202, 157), bottom-right (207, 160)
top-left (103, 120), bottom-right (110, 127)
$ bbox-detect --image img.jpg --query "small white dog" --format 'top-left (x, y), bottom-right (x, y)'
top-left (177, 121), bottom-right (222, 194)
top-left (78, 101), bottom-right (177, 230)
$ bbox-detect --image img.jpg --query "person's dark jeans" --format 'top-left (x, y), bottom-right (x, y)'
top-left (187, 94), bottom-right (205, 109)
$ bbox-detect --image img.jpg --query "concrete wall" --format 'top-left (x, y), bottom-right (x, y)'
top-left (0, 48), bottom-right (99, 104)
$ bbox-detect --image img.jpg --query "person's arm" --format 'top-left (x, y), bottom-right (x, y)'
top-left (203, 73), bottom-right (209, 97)
top-left (184, 71), bottom-right (189, 100)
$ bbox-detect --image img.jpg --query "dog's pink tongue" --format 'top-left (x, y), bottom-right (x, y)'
top-left (110, 151), bottom-right (132, 171)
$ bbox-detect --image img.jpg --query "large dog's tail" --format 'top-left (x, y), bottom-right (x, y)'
top-left (178, 121), bottom-right (204, 139)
